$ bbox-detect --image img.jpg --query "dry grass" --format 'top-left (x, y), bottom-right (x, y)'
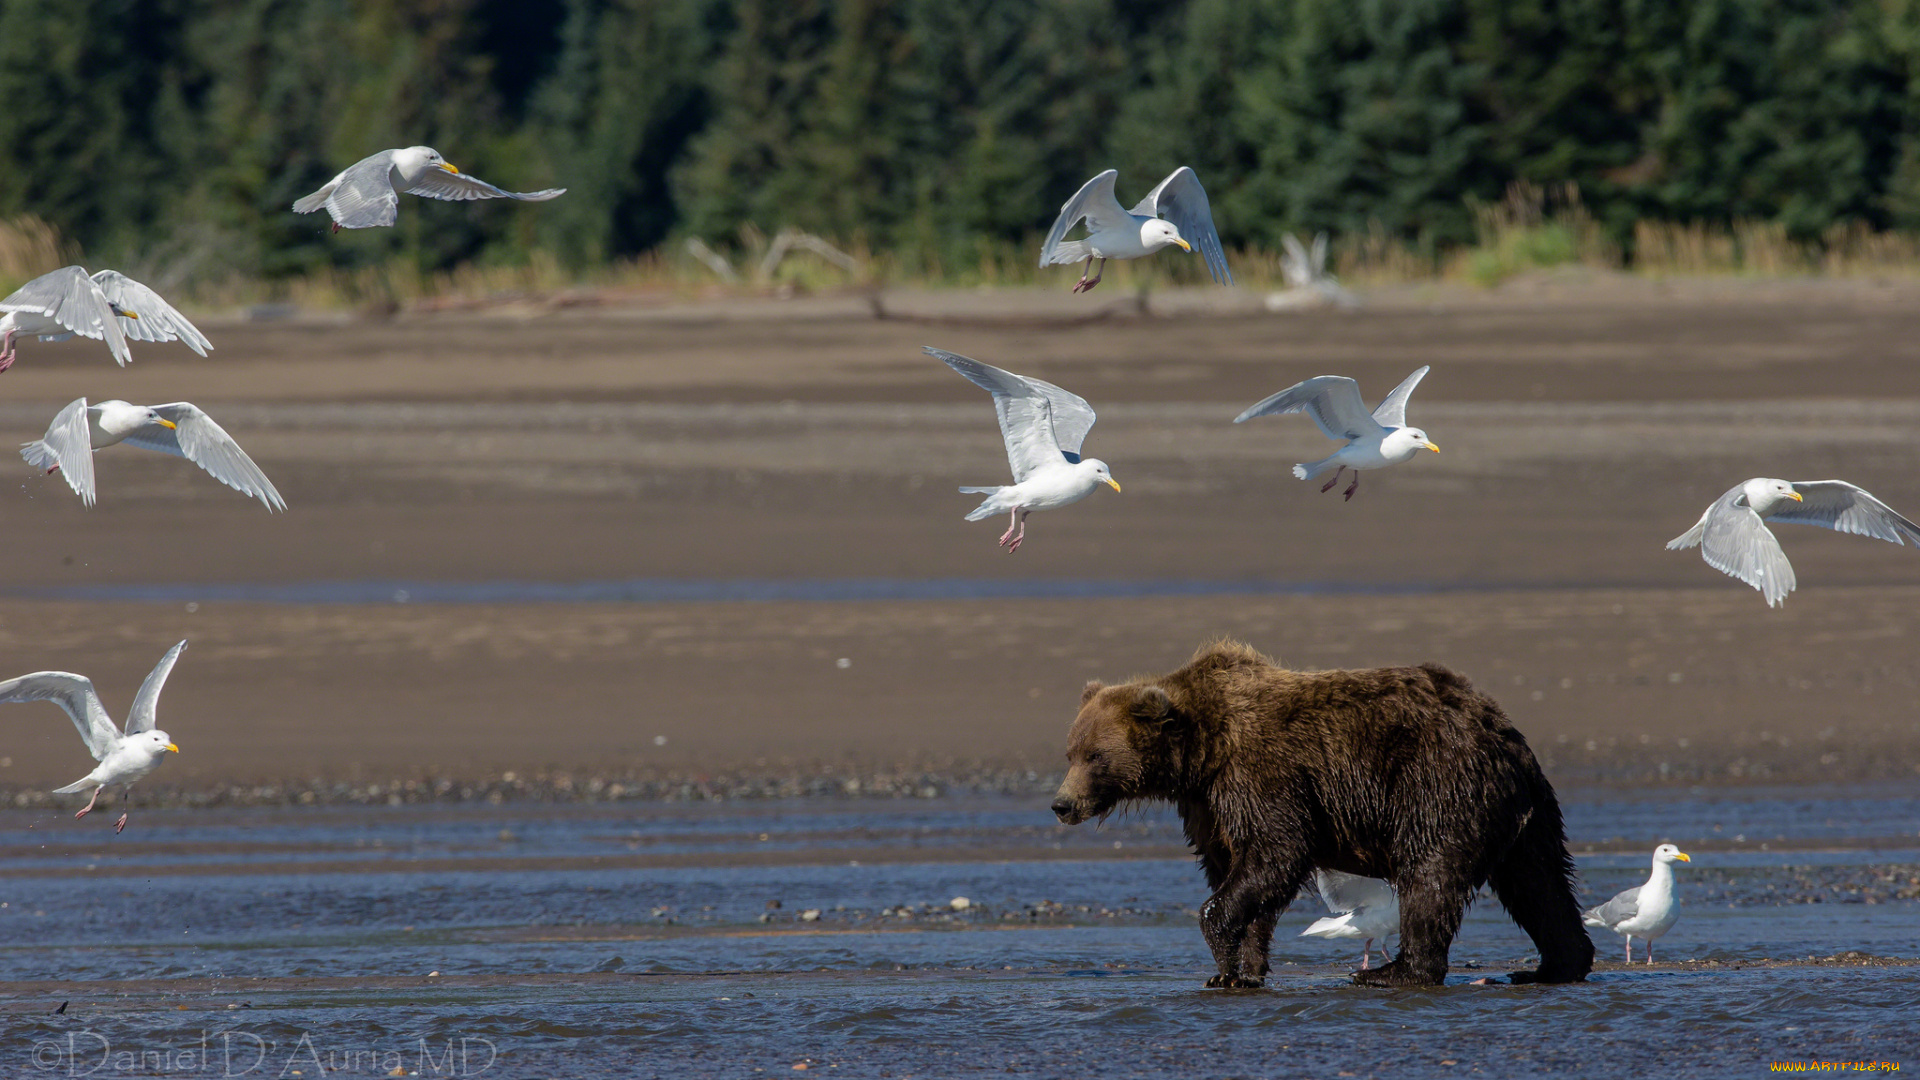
top-left (0, 216), bottom-right (77, 292)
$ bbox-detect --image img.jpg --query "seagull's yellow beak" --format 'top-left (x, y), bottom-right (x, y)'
top-left (440, 162), bottom-right (461, 175)
top-left (1173, 238), bottom-right (1192, 252)
top-left (1104, 478), bottom-right (1122, 493)
top-left (1789, 492), bottom-right (1804, 501)
top-left (156, 418), bottom-right (178, 430)
top-left (1674, 851), bottom-right (1690, 862)
top-left (165, 743), bottom-right (180, 753)
top-left (1425, 441), bottom-right (1440, 453)
top-left (123, 310), bottom-right (140, 320)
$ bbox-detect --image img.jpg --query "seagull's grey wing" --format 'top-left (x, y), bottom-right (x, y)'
top-left (121, 403), bottom-right (286, 511)
top-left (0, 266), bottom-right (130, 364)
top-left (1232, 375), bottom-right (1381, 440)
top-left (323, 151), bottom-right (403, 229)
top-left (405, 167), bottom-right (566, 204)
top-left (1370, 366), bottom-right (1430, 429)
top-left (22, 397), bottom-right (96, 505)
top-left (125, 641), bottom-right (187, 736)
top-left (927, 347), bottom-right (1083, 482)
top-left (1314, 869), bottom-right (1395, 915)
top-left (1585, 886), bottom-right (1640, 929)
top-left (1698, 488), bottom-right (1796, 607)
top-left (89, 271), bottom-right (211, 356)
top-left (0, 671), bottom-right (118, 760)
top-left (1772, 481), bottom-right (1920, 547)
top-left (1130, 167), bottom-right (1232, 285)
top-left (1039, 170), bottom-right (1132, 268)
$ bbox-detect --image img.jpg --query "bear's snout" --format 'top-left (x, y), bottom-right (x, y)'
top-left (1050, 796), bottom-right (1079, 823)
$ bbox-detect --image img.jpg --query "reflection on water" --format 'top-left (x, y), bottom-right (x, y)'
top-left (0, 789), bottom-right (1913, 1077)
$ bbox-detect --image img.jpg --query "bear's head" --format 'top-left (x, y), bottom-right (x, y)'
top-left (1051, 679), bottom-right (1183, 825)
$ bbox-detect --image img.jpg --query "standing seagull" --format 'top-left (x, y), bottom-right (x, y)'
top-left (294, 146), bottom-right (565, 232)
top-left (1667, 479), bottom-right (1920, 607)
top-left (929, 347), bottom-right (1120, 553)
top-left (1584, 844), bottom-right (1691, 964)
top-left (1300, 869), bottom-right (1400, 970)
top-left (0, 266), bottom-right (210, 371)
top-left (1233, 366), bottom-right (1438, 500)
top-left (22, 398), bottom-right (286, 511)
top-left (1039, 168), bottom-right (1231, 292)
top-left (0, 642), bottom-right (187, 833)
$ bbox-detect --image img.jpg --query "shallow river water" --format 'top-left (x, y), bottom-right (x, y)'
top-left (0, 787), bottom-right (1914, 1078)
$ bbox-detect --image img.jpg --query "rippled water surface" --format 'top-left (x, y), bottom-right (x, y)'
top-left (1, 788), bottom-right (1914, 1077)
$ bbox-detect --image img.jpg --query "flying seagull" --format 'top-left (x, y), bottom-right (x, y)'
top-left (1233, 365), bottom-right (1438, 500)
top-left (0, 641), bottom-right (187, 833)
top-left (1300, 869), bottom-right (1400, 970)
top-left (1039, 168), bottom-right (1231, 293)
top-left (1584, 844), bottom-right (1691, 964)
top-left (0, 266), bottom-right (210, 371)
top-left (929, 347), bottom-right (1119, 553)
top-left (22, 398), bottom-right (286, 511)
top-left (294, 146), bottom-right (565, 232)
top-left (1667, 479), bottom-right (1920, 607)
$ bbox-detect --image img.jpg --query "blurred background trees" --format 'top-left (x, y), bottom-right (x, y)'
top-left (3, 0), bottom-right (1918, 287)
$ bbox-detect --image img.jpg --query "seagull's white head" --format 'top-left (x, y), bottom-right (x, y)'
top-left (1382, 427), bottom-right (1440, 459)
top-left (1082, 458), bottom-right (1121, 493)
top-left (144, 408), bottom-right (177, 432)
top-left (1742, 478), bottom-right (1802, 515)
top-left (1653, 843), bottom-right (1691, 865)
top-left (393, 146), bottom-right (460, 181)
top-left (1141, 218), bottom-right (1191, 254)
top-left (135, 730), bottom-right (180, 758)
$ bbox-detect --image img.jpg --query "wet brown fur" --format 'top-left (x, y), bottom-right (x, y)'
top-left (1053, 640), bottom-right (1593, 989)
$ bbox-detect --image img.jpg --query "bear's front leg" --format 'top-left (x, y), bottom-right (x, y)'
top-left (1199, 867), bottom-right (1300, 989)
top-left (1199, 893), bottom-right (1260, 988)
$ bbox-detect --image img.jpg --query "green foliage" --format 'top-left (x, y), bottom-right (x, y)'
top-left (7, 0), bottom-right (1920, 285)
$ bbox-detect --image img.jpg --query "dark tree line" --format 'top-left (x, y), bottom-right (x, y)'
top-left (2, 0), bottom-right (1916, 281)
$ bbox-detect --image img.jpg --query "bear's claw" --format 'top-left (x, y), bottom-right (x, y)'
top-left (1204, 974), bottom-right (1264, 990)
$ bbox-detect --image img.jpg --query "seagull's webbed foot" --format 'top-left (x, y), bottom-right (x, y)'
top-left (1343, 473), bottom-right (1360, 501)
top-left (330, 220), bottom-right (342, 235)
top-left (1320, 466), bottom-right (1346, 494)
top-left (1073, 258), bottom-right (1107, 294)
top-left (113, 813), bottom-right (129, 834)
top-left (74, 786), bottom-right (103, 820)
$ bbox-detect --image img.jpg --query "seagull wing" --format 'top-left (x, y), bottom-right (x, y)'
top-left (1370, 365), bottom-right (1430, 429)
top-left (1313, 869), bottom-right (1396, 916)
top-left (1038, 170), bottom-right (1132, 268)
top-left (0, 266), bottom-right (130, 365)
top-left (1130, 167), bottom-right (1232, 286)
top-left (125, 641), bottom-right (187, 736)
top-left (22, 398), bottom-right (97, 505)
top-left (89, 271), bottom-right (212, 356)
top-left (1280, 234), bottom-right (1311, 287)
top-left (120, 403), bottom-right (286, 511)
top-left (1584, 885), bottom-right (1641, 929)
top-left (321, 151), bottom-right (403, 229)
top-left (0, 671), bottom-right (118, 760)
top-left (405, 167), bottom-right (566, 204)
top-left (928, 348), bottom-right (1093, 481)
top-left (1697, 486), bottom-right (1796, 607)
top-left (1232, 375), bottom-right (1382, 441)
top-left (1772, 481), bottom-right (1920, 547)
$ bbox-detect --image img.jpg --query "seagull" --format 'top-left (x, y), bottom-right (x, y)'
top-left (1667, 479), bottom-right (1920, 607)
top-left (929, 347), bottom-right (1119, 553)
top-left (1233, 365), bottom-right (1438, 500)
top-left (1584, 844), bottom-right (1691, 964)
top-left (293, 146), bottom-right (565, 232)
top-left (1300, 869), bottom-right (1399, 970)
top-left (0, 266), bottom-right (210, 371)
top-left (21, 398), bottom-right (286, 511)
top-left (0, 641), bottom-right (187, 833)
top-left (1039, 168), bottom-right (1231, 292)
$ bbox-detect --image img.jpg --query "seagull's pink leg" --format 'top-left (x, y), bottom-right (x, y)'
top-left (1624, 937), bottom-right (1633, 963)
top-left (1319, 465), bottom-right (1345, 493)
top-left (998, 508), bottom-right (1021, 548)
top-left (1645, 941), bottom-right (1654, 965)
top-left (1359, 939), bottom-right (1373, 970)
top-left (1344, 472), bottom-right (1360, 501)
top-left (1074, 258), bottom-right (1106, 294)
top-left (74, 786), bottom-right (103, 820)
top-left (113, 789), bottom-right (132, 834)
top-left (1005, 510), bottom-right (1030, 553)
top-left (0, 328), bottom-right (16, 373)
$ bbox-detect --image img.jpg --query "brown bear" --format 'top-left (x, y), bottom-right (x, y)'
top-left (1051, 641), bottom-right (1593, 988)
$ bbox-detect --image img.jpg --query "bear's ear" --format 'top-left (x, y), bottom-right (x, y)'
top-left (1133, 685), bottom-right (1176, 724)
top-left (1081, 680), bottom-right (1105, 706)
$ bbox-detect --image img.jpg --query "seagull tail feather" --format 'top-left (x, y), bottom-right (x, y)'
top-left (53, 778), bottom-right (94, 794)
top-left (20, 439), bottom-right (57, 471)
top-left (292, 185), bottom-right (336, 214)
top-left (961, 487), bottom-right (1008, 521)
top-left (1293, 455), bottom-right (1340, 481)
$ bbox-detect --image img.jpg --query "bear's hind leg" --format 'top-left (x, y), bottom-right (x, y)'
top-left (1353, 860), bottom-right (1471, 987)
top-left (1487, 818), bottom-right (1593, 984)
